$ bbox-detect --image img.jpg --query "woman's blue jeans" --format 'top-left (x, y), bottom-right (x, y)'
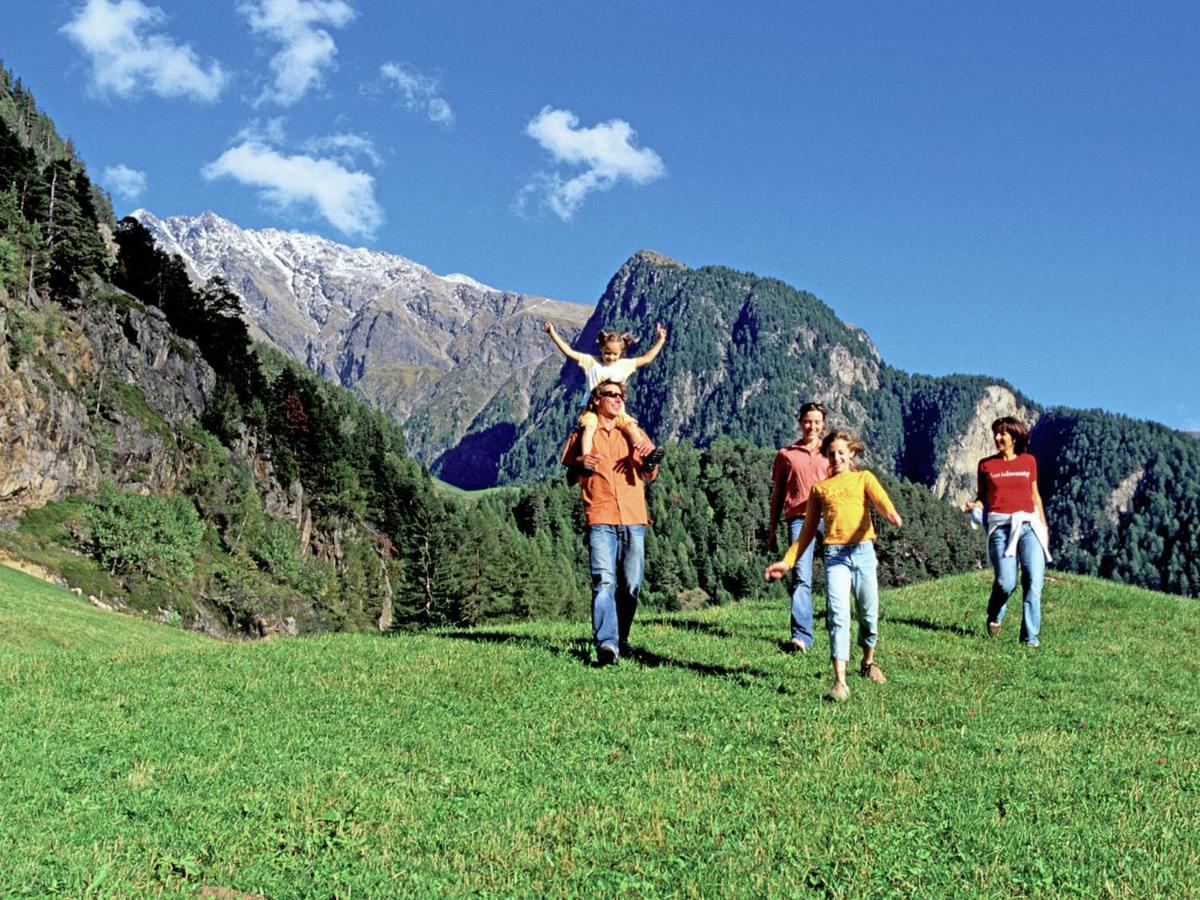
top-left (787, 516), bottom-right (821, 648)
top-left (588, 525), bottom-right (645, 651)
top-left (986, 522), bottom-right (1044, 645)
top-left (823, 542), bottom-right (879, 661)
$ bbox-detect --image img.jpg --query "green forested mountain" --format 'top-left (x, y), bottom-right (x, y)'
top-left (2, 59), bottom-right (1190, 651)
top-left (491, 252), bottom-right (1034, 488)
top-left (0, 65), bottom-right (982, 638)
top-left (1031, 411), bottom-right (1200, 597)
top-left (481, 250), bottom-right (1198, 599)
top-left (0, 66), bottom-right (112, 302)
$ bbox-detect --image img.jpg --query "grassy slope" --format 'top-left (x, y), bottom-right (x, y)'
top-left (1, 564), bottom-right (1197, 897)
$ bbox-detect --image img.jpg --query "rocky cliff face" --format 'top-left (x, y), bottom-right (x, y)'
top-left (0, 279), bottom-right (368, 634)
top-left (0, 282), bottom-right (214, 520)
top-left (932, 385), bottom-right (1039, 507)
top-left (132, 210), bottom-right (590, 480)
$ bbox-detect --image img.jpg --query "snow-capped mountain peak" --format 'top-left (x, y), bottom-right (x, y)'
top-left (129, 210), bottom-right (591, 484)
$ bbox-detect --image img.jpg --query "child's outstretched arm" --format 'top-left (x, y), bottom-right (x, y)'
top-left (632, 323), bottom-right (668, 369)
top-left (866, 473), bottom-right (904, 527)
top-left (765, 495), bottom-right (821, 580)
top-left (544, 320), bottom-right (585, 364)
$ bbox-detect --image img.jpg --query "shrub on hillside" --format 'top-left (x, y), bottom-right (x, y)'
top-left (84, 483), bottom-right (206, 580)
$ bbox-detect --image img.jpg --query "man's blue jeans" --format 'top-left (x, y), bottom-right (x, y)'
top-left (824, 542), bottom-right (879, 661)
top-left (787, 516), bottom-right (821, 648)
top-left (589, 525), bottom-right (645, 652)
top-left (986, 522), bottom-right (1044, 645)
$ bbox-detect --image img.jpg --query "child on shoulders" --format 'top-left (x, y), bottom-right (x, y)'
top-left (544, 320), bottom-right (667, 470)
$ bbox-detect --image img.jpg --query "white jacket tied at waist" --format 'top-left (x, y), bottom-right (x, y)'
top-left (986, 510), bottom-right (1052, 563)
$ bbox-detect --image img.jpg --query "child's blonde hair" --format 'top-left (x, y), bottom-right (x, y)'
top-left (597, 330), bottom-right (638, 352)
top-left (822, 430), bottom-right (866, 465)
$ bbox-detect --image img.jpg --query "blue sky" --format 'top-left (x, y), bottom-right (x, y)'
top-left (5, 1), bottom-right (1199, 430)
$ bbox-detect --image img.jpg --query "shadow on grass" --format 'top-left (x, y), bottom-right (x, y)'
top-left (887, 615), bottom-right (975, 637)
top-left (437, 629), bottom-right (798, 692)
top-left (640, 612), bottom-right (828, 655)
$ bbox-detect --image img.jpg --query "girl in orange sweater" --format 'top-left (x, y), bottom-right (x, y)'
top-left (765, 430), bottom-right (903, 702)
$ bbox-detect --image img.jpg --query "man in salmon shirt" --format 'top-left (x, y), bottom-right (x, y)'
top-left (562, 379), bottom-right (658, 666)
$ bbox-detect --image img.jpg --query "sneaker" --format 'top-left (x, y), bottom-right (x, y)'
top-left (643, 447), bottom-right (666, 473)
top-left (860, 660), bottom-right (887, 684)
top-left (788, 638), bottom-right (808, 654)
top-left (619, 640), bottom-right (637, 660)
top-left (823, 681), bottom-right (850, 702)
top-left (987, 620), bottom-right (1002, 637)
top-left (597, 643), bottom-right (619, 666)
top-left (1022, 640), bottom-right (1041, 650)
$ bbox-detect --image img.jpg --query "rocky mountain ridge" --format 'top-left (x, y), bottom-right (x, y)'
top-left (119, 216), bottom-right (1047, 502)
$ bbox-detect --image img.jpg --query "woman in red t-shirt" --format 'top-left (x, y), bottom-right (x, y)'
top-left (965, 416), bottom-right (1050, 648)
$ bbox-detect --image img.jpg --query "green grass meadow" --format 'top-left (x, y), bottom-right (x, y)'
top-left (2, 564), bottom-right (1198, 897)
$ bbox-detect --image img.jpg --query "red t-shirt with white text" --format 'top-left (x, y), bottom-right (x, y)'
top-left (978, 453), bottom-right (1038, 515)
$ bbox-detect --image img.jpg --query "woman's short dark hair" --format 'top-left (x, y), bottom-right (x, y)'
top-left (798, 401), bottom-right (827, 420)
top-left (991, 416), bottom-right (1030, 454)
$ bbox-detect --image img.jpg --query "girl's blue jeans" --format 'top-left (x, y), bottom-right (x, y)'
top-left (823, 541), bottom-right (879, 661)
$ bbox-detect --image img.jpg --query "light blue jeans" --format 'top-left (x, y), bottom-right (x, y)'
top-left (787, 516), bottom-right (822, 648)
top-left (986, 522), bottom-right (1044, 645)
top-left (588, 525), bottom-right (645, 652)
top-left (824, 542), bottom-right (879, 661)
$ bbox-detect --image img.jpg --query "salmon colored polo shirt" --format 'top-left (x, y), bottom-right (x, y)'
top-left (771, 442), bottom-right (831, 520)
top-left (562, 423), bottom-right (655, 526)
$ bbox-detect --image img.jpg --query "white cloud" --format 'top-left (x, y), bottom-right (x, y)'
top-left (240, 0), bottom-right (356, 107)
top-left (233, 117), bottom-right (289, 146)
top-left (380, 62), bottom-right (454, 125)
top-left (521, 106), bottom-right (664, 220)
top-left (102, 164), bottom-right (148, 200)
top-left (60, 0), bottom-right (227, 102)
top-left (202, 133), bottom-right (382, 237)
top-left (303, 132), bottom-right (382, 167)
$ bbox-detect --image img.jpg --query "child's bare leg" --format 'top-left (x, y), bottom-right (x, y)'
top-left (832, 658), bottom-right (848, 687)
top-left (620, 420), bottom-right (654, 450)
top-left (581, 420), bottom-right (598, 457)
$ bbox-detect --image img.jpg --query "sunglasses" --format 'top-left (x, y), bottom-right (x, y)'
top-left (597, 391), bottom-right (624, 399)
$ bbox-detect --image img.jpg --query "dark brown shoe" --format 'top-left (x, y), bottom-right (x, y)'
top-left (860, 660), bottom-right (887, 684)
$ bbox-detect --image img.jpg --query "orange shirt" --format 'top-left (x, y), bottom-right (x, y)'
top-left (562, 423), bottom-right (655, 526)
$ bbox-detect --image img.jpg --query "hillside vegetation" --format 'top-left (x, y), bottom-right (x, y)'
top-left (2, 565), bottom-right (1196, 896)
top-left (0, 62), bottom-right (993, 637)
top-left (492, 251), bottom-right (1200, 600)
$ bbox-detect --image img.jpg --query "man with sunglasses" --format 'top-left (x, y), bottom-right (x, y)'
top-left (562, 379), bottom-right (659, 666)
